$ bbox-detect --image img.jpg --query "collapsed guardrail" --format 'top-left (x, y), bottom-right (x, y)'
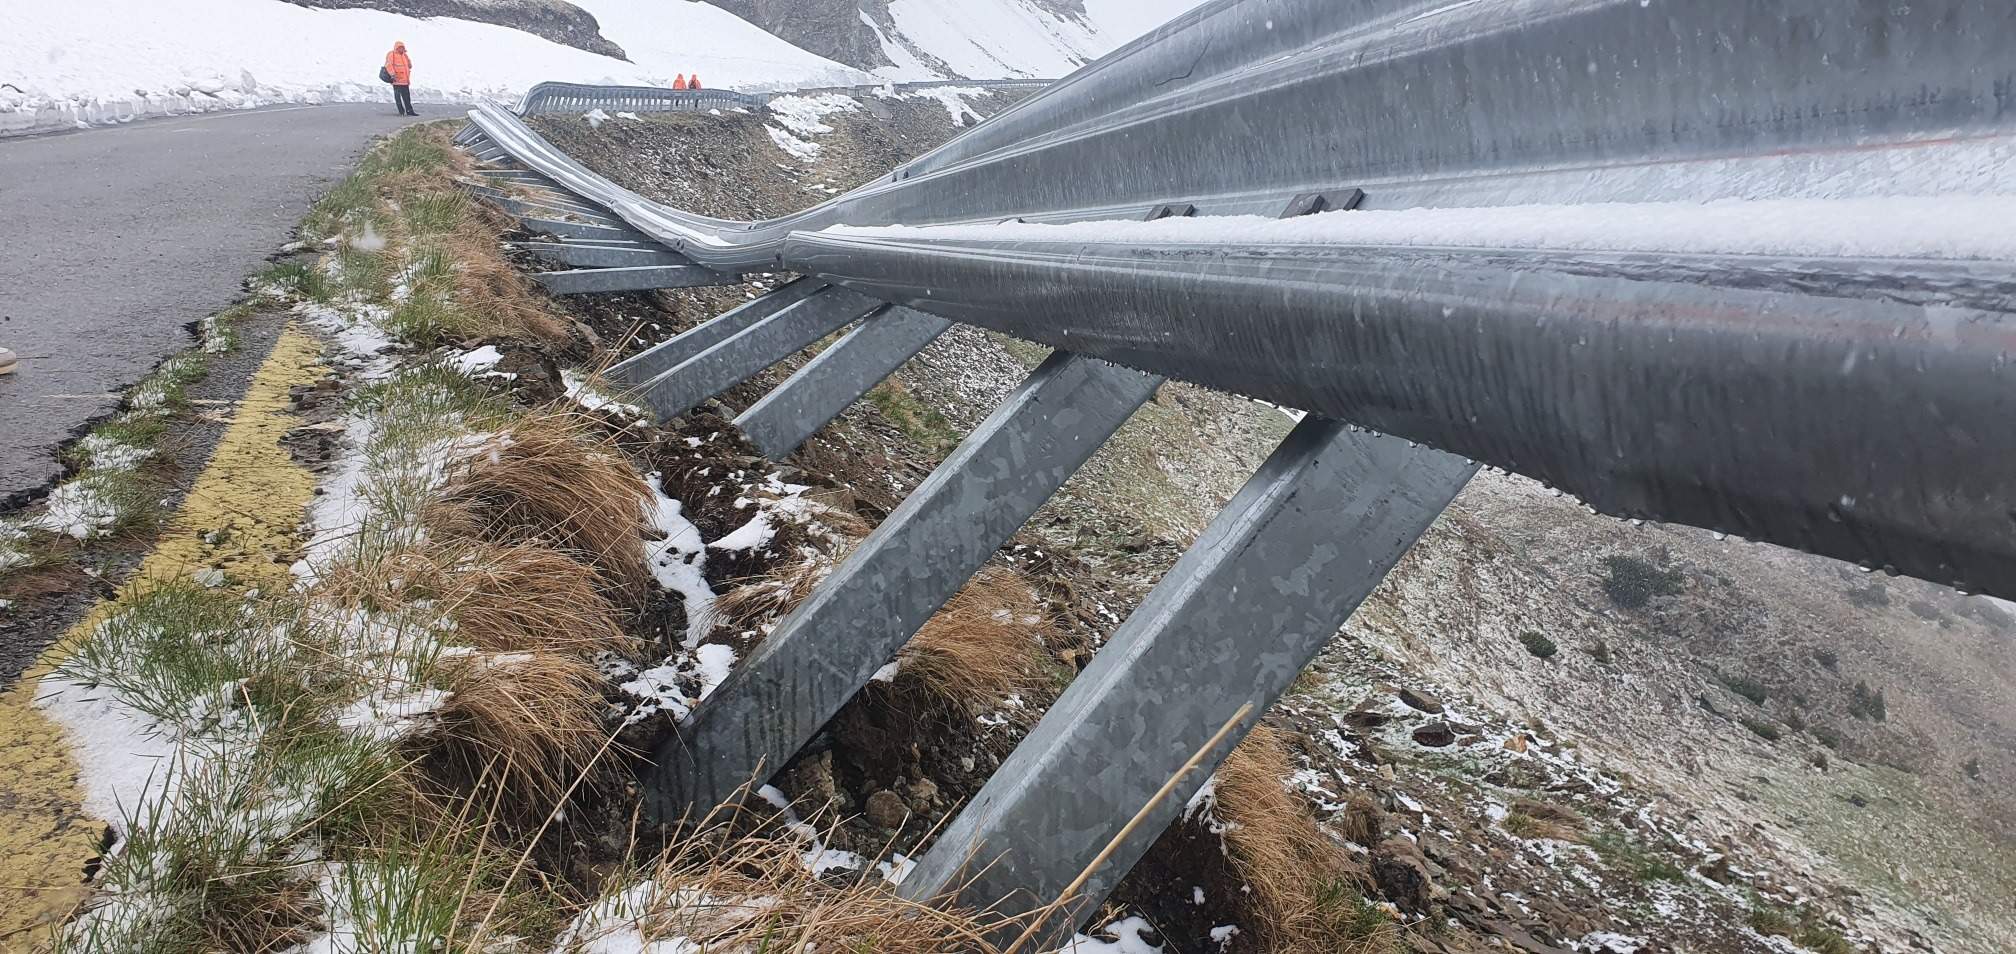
top-left (512, 77), bottom-right (1056, 116)
top-left (458, 0), bottom-right (2016, 942)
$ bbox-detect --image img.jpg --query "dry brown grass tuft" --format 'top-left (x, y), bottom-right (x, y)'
top-left (434, 542), bottom-right (631, 655)
top-left (709, 547), bottom-right (844, 637)
top-left (376, 128), bottom-right (570, 345)
top-left (1335, 792), bottom-right (1385, 848)
top-left (1503, 798), bottom-right (1586, 843)
top-left (317, 540), bottom-right (630, 656)
top-left (896, 568), bottom-right (1056, 715)
top-left (435, 411), bottom-right (653, 598)
top-left (438, 225), bottom-right (572, 345)
top-left (564, 817), bottom-right (1007, 953)
top-left (1215, 726), bottom-right (1397, 953)
top-left (432, 649), bottom-right (615, 819)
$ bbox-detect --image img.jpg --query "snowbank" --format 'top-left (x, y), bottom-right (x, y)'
top-left (1, 0), bottom-right (870, 136)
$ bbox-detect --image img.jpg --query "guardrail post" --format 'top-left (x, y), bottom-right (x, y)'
top-left (901, 418), bottom-right (1477, 945)
top-left (608, 279), bottom-right (827, 386)
top-left (733, 306), bottom-right (953, 459)
top-left (636, 287), bottom-right (885, 419)
top-left (645, 352), bottom-right (1163, 819)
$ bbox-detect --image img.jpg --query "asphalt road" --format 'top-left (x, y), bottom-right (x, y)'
top-left (0, 104), bottom-right (423, 506)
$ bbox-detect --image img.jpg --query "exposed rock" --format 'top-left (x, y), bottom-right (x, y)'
top-left (1398, 686), bottom-right (1446, 714)
top-left (786, 750), bottom-right (846, 813)
top-left (905, 776), bottom-right (940, 812)
top-left (1342, 706), bottom-right (1393, 731)
top-left (1372, 837), bottom-right (1435, 912)
top-left (864, 789), bottom-right (909, 829)
top-left (710, 0), bottom-right (893, 72)
top-left (282, 0), bottom-right (626, 59)
top-left (1412, 722), bottom-right (1457, 747)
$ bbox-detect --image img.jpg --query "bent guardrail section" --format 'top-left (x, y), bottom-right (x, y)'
top-left (457, 0), bottom-right (2016, 943)
top-left (513, 78), bottom-right (1055, 116)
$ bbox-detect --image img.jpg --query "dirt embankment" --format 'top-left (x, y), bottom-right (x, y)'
top-left (283, 0), bottom-right (627, 59)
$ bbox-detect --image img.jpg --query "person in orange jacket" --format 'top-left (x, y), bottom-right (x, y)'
top-left (385, 41), bottom-right (416, 116)
top-left (673, 74), bottom-right (688, 91)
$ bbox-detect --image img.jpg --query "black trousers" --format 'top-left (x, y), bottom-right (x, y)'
top-left (393, 84), bottom-right (413, 114)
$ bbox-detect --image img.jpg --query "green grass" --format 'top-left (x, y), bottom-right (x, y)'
top-left (36, 468), bottom-right (167, 541)
top-left (254, 261), bottom-right (330, 303)
top-left (1600, 554), bottom-right (1687, 609)
top-left (302, 175), bottom-right (380, 243)
top-left (1590, 828), bottom-right (1689, 883)
top-left (1518, 630), bottom-right (1558, 660)
top-left (0, 518), bottom-right (57, 578)
top-left (1740, 717), bottom-right (1783, 742)
top-left (301, 125), bottom-right (460, 243)
top-left (400, 191), bottom-right (472, 236)
top-left (54, 583), bottom-right (288, 728)
top-left (865, 379), bottom-right (962, 456)
top-left (1311, 877), bottom-right (1400, 948)
top-left (1718, 673), bottom-right (1769, 706)
top-left (1748, 896), bottom-right (1856, 954)
top-left (1848, 680), bottom-right (1887, 721)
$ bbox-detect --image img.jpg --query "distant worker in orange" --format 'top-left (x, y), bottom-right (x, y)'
top-left (384, 41), bottom-right (416, 116)
top-left (689, 74), bottom-right (702, 89)
top-left (673, 73), bottom-right (688, 90)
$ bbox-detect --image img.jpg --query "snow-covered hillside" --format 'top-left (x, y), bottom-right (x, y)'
top-left (1, 0), bottom-right (872, 136)
top-left (712, 0), bottom-right (1214, 80)
top-left (877, 0), bottom-right (1211, 78)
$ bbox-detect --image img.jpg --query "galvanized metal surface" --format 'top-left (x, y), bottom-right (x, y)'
top-left (607, 279), bottom-right (827, 385)
top-left (648, 352), bottom-right (1163, 818)
top-left (900, 418), bottom-right (1478, 940)
top-left (635, 287), bottom-right (884, 419)
top-left (512, 78), bottom-right (1053, 116)
top-left (458, 0), bottom-right (2016, 597)
top-left (517, 241), bottom-right (690, 269)
top-left (467, 0), bottom-right (2013, 266)
top-left (787, 231), bottom-right (2016, 596)
top-left (533, 264), bottom-right (738, 295)
top-left (733, 305), bottom-right (953, 459)
top-left (517, 217), bottom-right (652, 243)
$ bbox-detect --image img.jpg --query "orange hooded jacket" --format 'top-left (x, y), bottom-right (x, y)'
top-left (673, 74), bottom-right (688, 90)
top-left (385, 42), bottom-right (412, 85)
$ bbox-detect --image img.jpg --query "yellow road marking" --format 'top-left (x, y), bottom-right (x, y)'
top-left (0, 326), bottom-right (323, 949)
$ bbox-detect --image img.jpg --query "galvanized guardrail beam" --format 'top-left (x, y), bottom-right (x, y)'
top-left (517, 241), bottom-right (690, 269)
top-left (534, 265), bottom-right (739, 295)
top-left (901, 417), bottom-right (1477, 942)
top-left (647, 352), bottom-right (1163, 818)
top-left (466, 0), bottom-right (2012, 275)
top-left (786, 230), bottom-right (2016, 598)
top-left (608, 279), bottom-right (828, 386)
top-left (517, 217), bottom-right (652, 243)
top-left (479, 195), bottom-right (626, 230)
top-left (733, 306), bottom-right (953, 459)
top-left (635, 287), bottom-right (885, 419)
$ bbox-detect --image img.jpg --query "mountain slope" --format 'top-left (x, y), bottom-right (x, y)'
top-left (2, 0), bottom-right (872, 135)
top-left (709, 0), bottom-right (1212, 78)
top-left (281, 0), bottom-right (630, 58)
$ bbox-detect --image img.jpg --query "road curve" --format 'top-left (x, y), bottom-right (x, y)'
top-left (0, 104), bottom-right (421, 506)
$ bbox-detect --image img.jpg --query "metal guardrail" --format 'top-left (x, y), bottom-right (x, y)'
top-left (458, 0), bottom-right (2016, 943)
top-left (512, 78), bottom-right (1054, 116)
top-left (515, 81), bottom-right (763, 114)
